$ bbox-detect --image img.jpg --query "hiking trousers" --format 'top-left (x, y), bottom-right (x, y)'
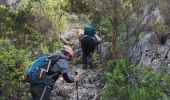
top-left (30, 84), bottom-right (52, 100)
top-left (81, 35), bottom-right (96, 66)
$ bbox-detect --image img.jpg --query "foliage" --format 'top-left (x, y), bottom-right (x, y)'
top-left (68, 0), bottom-right (133, 36)
top-left (0, 0), bottom-right (69, 51)
top-left (102, 58), bottom-right (170, 100)
top-left (40, 43), bottom-right (49, 54)
top-left (0, 0), bottom-right (69, 99)
top-left (26, 0), bottom-right (69, 51)
top-left (0, 0), bottom-right (169, 99)
top-left (152, 21), bottom-right (167, 34)
top-left (90, 53), bottom-right (100, 68)
top-left (0, 39), bottom-right (31, 99)
top-left (0, 6), bottom-right (43, 49)
top-left (68, 0), bottom-right (168, 43)
top-left (67, 14), bottom-right (79, 22)
top-left (160, 0), bottom-right (170, 26)
top-left (25, 0), bottom-right (69, 34)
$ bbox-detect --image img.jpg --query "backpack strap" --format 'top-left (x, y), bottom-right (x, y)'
top-left (39, 54), bottom-right (65, 79)
top-left (81, 35), bottom-right (96, 42)
top-left (48, 55), bottom-right (65, 70)
top-left (48, 71), bottom-right (60, 78)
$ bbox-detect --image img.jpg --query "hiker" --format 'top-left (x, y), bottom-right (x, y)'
top-left (77, 24), bottom-right (102, 69)
top-left (60, 22), bottom-right (101, 69)
top-left (29, 45), bottom-right (80, 100)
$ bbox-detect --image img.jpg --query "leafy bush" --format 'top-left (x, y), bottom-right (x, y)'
top-left (102, 58), bottom-right (170, 100)
top-left (0, 39), bottom-right (31, 100)
top-left (68, 14), bottom-right (79, 22)
top-left (90, 53), bottom-right (100, 68)
top-left (0, 1), bottom-right (68, 98)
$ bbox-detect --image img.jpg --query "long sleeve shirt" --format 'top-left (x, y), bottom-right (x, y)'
top-left (47, 51), bottom-right (74, 83)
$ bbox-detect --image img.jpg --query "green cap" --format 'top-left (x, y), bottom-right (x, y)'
top-left (84, 24), bottom-right (96, 37)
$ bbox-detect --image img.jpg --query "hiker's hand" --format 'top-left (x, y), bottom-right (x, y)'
top-left (74, 75), bottom-right (80, 82)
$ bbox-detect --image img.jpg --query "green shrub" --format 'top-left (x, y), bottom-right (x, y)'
top-left (102, 58), bottom-right (170, 100)
top-left (0, 39), bottom-right (31, 99)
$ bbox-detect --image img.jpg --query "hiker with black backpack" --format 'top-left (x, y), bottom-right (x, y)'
top-left (77, 23), bottom-right (102, 69)
top-left (25, 45), bottom-right (80, 100)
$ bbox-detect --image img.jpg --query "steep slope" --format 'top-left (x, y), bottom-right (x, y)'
top-left (51, 21), bottom-right (106, 100)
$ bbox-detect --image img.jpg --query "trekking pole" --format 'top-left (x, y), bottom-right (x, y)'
top-left (40, 85), bottom-right (47, 100)
top-left (75, 71), bottom-right (79, 100)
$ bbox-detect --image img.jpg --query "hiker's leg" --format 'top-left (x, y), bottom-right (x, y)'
top-left (40, 86), bottom-right (52, 100)
top-left (30, 85), bottom-right (36, 100)
top-left (30, 85), bottom-right (51, 100)
top-left (82, 53), bottom-right (88, 69)
top-left (89, 39), bottom-right (96, 54)
top-left (81, 37), bottom-right (89, 69)
top-left (88, 38), bottom-right (97, 69)
top-left (81, 36), bottom-right (96, 69)
top-left (30, 85), bottom-right (44, 100)
top-left (87, 54), bottom-right (90, 65)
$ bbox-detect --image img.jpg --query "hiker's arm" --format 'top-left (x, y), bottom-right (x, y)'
top-left (76, 32), bottom-right (84, 41)
top-left (50, 65), bottom-right (74, 83)
top-left (62, 72), bottom-right (74, 83)
top-left (54, 59), bottom-right (75, 83)
top-left (50, 59), bottom-right (69, 82)
top-left (61, 67), bottom-right (74, 83)
top-left (62, 70), bottom-right (80, 83)
top-left (95, 34), bottom-right (102, 44)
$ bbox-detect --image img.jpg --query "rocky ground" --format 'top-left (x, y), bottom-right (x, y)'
top-left (51, 21), bottom-right (106, 100)
top-left (52, 12), bottom-right (170, 99)
top-left (51, 67), bottom-right (104, 100)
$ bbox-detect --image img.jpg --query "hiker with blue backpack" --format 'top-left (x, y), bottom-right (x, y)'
top-left (77, 23), bottom-right (102, 69)
top-left (25, 45), bottom-right (80, 100)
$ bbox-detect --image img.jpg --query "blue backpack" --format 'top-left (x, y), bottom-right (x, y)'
top-left (25, 53), bottom-right (61, 84)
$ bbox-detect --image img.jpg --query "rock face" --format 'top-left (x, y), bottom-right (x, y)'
top-left (0, 0), bottom-right (6, 5)
top-left (0, 0), bottom-right (17, 9)
top-left (129, 32), bottom-right (170, 72)
top-left (124, 6), bottom-right (170, 72)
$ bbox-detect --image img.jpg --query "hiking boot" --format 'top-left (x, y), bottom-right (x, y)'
top-left (88, 58), bottom-right (93, 69)
top-left (82, 64), bottom-right (87, 70)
